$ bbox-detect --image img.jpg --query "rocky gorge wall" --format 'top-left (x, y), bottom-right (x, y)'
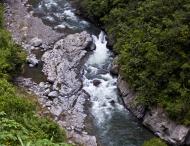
top-left (110, 57), bottom-right (190, 146)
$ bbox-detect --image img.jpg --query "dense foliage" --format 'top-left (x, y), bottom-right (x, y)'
top-left (142, 138), bottom-right (167, 146)
top-left (0, 80), bottom-right (70, 146)
top-left (0, 4), bottom-right (71, 146)
top-left (80, 0), bottom-right (190, 125)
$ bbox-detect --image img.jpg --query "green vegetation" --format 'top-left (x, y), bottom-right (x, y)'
top-left (0, 4), bottom-right (26, 80)
top-left (0, 80), bottom-right (70, 146)
top-left (143, 138), bottom-right (167, 146)
top-left (80, 0), bottom-right (190, 125)
top-left (0, 3), bottom-right (71, 146)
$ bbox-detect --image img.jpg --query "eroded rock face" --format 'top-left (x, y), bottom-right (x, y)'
top-left (93, 80), bottom-right (101, 87)
top-left (42, 31), bottom-right (92, 96)
top-left (117, 74), bottom-right (190, 145)
top-left (110, 56), bottom-right (119, 75)
top-left (117, 75), bottom-right (145, 119)
top-left (143, 107), bottom-right (190, 145)
top-left (7, 0), bottom-right (97, 144)
top-left (15, 31), bottom-right (97, 146)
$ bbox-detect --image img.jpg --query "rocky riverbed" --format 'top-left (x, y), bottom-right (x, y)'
top-left (4, 0), bottom-right (97, 145)
top-left (5, 0), bottom-right (179, 146)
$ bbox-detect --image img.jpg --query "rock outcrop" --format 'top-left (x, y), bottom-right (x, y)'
top-left (143, 107), bottom-right (190, 145)
top-left (117, 75), bottom-right (145, 119)
top-left (42, 31), bottom-right (92, 96)
top-left (115, 60), bottom-right (190, 145)
top-left (110, 56), bottom-right (119, 75)
top-left (16, 31), bottom-right (97, 146)
top-left (5, 0), bottom-right (97, 145)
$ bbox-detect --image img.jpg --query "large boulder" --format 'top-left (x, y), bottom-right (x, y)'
top-left (143, 107), bottom-right (190, 145)
top-left (42, 31), bottom-right (92, 96)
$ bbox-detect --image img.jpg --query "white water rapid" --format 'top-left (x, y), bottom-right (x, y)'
top-left (83, 31), bottom-right (123, 124)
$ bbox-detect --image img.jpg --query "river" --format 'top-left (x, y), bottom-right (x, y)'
top-left (29, 0), bottom-right (153, 145)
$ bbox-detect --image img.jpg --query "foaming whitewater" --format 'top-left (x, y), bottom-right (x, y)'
top-left (83, 32), bottom-right (123, 124)
top-left (88, 32), bottom-right (109, 66)
top-left (83, 32), bottom-right (153, 146)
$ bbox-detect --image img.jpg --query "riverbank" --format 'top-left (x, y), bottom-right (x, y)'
top-left (4, 0), bottom-right (97, 145)
top-left (0, 2), bottom-right (72, 145)
top-left (75, 0), bottom-right (190, 145)
top-left (4, 0), bottom-right (160, 146)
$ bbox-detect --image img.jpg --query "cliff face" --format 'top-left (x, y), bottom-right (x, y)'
top-left (111, 57), bottom-right (190, 146)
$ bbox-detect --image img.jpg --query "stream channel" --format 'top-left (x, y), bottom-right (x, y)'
top-left (28, 0), bottom-right (153, 145)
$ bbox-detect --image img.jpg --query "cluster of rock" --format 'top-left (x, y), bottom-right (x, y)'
top-left (5, 0), bottom-right (63, 67)
top-left (16, 32), bottom-right (97, 146)
top-left (5, 0), bottom-right (97, 145)
top-left (111, 57), bottom-right (190, 146)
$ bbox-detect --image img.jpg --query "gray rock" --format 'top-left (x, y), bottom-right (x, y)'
top-left (93, 79), bottom-right (101, 87)
top-left (22, 44), bottom-right (35, 51)
top-left (143, 107), bottom-right (190, 145)
top-left (39, 82), bottom-right (45, 88)
top-left (45, 101), bottom-right (52, 107)
top-left (48, 91), bottom-right (58, 98)
top-left (117, 75), bottom-right (145, 119)
top-left (30, 37), bottom-right (42, 47)
top-left (27, 55), bottom-right (39, 67)
top-left (6, 0), bottom-right (96, 144)
top-left (66, 130), bottom-right (97, 146)
top-left (42, 31), bottom-right (92, 96)
top-left (44, 88), bottom-right (50, 96)
top-left (117, 75), bottom-right (130, 97)
top-left (110, 57), bottom-right (119, 75)
top-left (117, 74), bottom-right (190, 145)
top-left (50, 105), bottom-right (63, 117)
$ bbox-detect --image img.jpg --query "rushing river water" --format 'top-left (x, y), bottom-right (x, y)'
top-left (30, 0), bottom-right (154, 145)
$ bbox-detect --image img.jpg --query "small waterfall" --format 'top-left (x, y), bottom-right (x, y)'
top-left (83, 31), bottom-right (124, 125)
top-left (83, 31), bottom-right (153, 146)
